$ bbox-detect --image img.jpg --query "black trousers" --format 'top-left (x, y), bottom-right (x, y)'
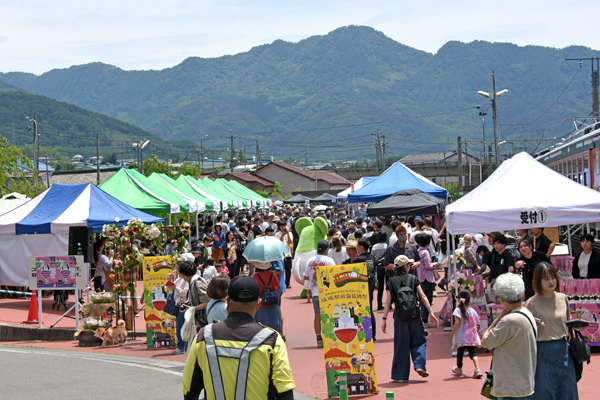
top-left (456, 346), bottom-right (476, 368)
top-left (284, 256), bottom-right (292, 286)
top-left (369, 289), bottom-right (376, 339)
top-left (376, 268), bottom-right (387, 309)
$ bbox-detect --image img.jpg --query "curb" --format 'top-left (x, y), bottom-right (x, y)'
top-left (0, 323), bottom-right (146, 342)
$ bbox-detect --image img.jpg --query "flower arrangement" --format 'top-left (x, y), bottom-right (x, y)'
top-left (82, 317), bottom-right (109, 330)
top-left (447, 271), bottom-right (477, 297)
top-left (90, 292), bottom-right (116, 304)
top-left (450, 249), bottom-right (467, 266)
top-left (112, 257), bottom-right (124, 272)
top-left (102, 223), bottom-right (121, 241)
top-left (112, 281), bottom-right (135, 295)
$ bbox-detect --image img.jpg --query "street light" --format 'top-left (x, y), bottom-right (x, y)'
top-left (477, 71), bottom-right (508, 169)
top-left (133, 139), bottom-right (150, 174)
top-left (477, 106), bottom-right (492, 165)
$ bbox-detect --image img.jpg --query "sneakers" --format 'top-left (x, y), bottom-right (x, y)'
top-left (172, 348), bottom-right (185, 355)
top-left (451, 366), bottom-right (463, 376)
top-left (423, 322), bottom-right (437, 329)
top-left (316, 335), bottom-right (323, 347)
top-left (415, 368), bottom-right (429, 378)
top-left (392, 379), bottom-right (408, 383)
top-left (474, 369), bottom-right (483, 379)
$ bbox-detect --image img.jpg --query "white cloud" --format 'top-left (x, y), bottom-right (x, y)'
top-left (0, 0), bottom-right (598, 74)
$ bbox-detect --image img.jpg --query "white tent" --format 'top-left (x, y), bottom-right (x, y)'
top-left (0, 192), bottom-right (30, 215)
top-left (445, 152), bottom-right (600, 234)
top-left (337, 177), bottom-right (376, 199)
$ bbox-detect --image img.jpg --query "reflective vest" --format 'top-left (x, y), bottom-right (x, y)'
top-left (204, 323), bottom-right (276, 400)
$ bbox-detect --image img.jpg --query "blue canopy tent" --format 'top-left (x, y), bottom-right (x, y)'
top-left (347, 162), bottom-right (448, 203)
top-left (0, 183), bottom-right (163, 287)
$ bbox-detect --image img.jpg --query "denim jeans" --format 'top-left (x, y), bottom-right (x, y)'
top-left (498, 397), bottom-right (531, 400)
top-left (391, 314), bottom-right (427, 380)
top-left (175, 310), bottom-right (186, 351)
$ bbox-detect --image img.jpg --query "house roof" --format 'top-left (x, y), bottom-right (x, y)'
top-left (258, 161), bottom-right (350, 185)
top-left (226, 172), bottom-right (274, 187)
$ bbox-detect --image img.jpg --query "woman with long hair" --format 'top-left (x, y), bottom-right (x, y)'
top-left (225, 231), bottom-right (238, 278)
top-left (327, 234), bottom-right (347, 265)
top-left (526, 262), bottom-right (578, 400)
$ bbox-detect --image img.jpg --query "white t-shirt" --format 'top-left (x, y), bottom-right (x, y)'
top-left (203, 266), bottom-right (220, 285)
top-left (304, 254), bottom-right (336, 296)
top-left (579, 252), bottom-right (591, 278)
top-left (389, 233), bottom-right (397, 248)
top-left (328, 247), bottom-right (348, 265)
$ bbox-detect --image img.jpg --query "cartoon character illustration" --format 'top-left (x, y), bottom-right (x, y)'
top-left (332, 303), bottom-right (341, 328)
top-left (351, 354), bottom-right (359, 372)
top-left (348, 301), bottom-right (359, 325)
top-left (339, 303), bottom-right (354, 328)
top-left (321, 270), bottom-right (330, 289)
top-left (292, 217), bottom-right (329, 294)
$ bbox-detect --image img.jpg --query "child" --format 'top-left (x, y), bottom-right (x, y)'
top-left (219, 258), bottom-right (230, 276)
top-left (451, 290), bottom-right (482, 378)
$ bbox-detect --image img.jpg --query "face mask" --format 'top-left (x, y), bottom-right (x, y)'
top-left (399, 236), bottom-right (408, 243)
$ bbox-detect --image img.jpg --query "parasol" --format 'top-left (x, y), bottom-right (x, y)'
top-left (243, 236), bottom-right (290, 263)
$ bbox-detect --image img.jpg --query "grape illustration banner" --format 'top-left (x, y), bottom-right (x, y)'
top-left (316, 262), bottom-right (378, 397)
top-left (142, 256), bottom-right (176, 349)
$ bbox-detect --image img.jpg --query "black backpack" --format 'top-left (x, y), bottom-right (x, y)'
top-left (387, 275), bottom-right (420, 322)
top-left (256, 272), bottom-right (279, 307)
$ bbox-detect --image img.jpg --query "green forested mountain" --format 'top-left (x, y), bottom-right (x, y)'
top-left (0, 89), bottom-right (199, 162)
top-left (1, 25), bottom-right (598, 161)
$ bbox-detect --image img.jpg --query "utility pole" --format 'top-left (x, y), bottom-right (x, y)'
top-left (227, 131), bottom-right (235, 169)
top-left (96, 133), bottom-right (100, 186)
top-left (457, 136), bottom-right (463, 196)
top-left (382, 134), bottom-right (387, 170)
top-left (491, 71), bottom-right (501, 169)
top-left (32, 116), bottom-right (39, 183)
top-left (482, 119), bottom-right (486, 165)
top-left (197, 148), bottom-right (201, 168)
top-left (371, 129), bottom-right (381, 173)
top-left (566, 57), bottom-right (599, 118)
top-left (303, 146), bottom-right (308, 166)
top-left (45, 155), bottom-right (50, 187)
top-left (255, 139), bottom-right (260, 166)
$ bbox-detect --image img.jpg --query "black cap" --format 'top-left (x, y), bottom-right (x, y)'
top-left (228, 276), bottom-right (260, 303)
top-left (191, 246), bottom-right (202, 254)
top-left (317, 239), bottom-right (329, 254)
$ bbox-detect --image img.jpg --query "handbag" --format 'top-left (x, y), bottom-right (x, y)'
top-left (569, 329), bottom-right (591, 363)
top-left (480, 369), bottom-right (497, 400)
top-left (433, 268), bottom-right (441, 281)
top-left (103, 267), bottom-right (116, 286)
top-left (164, 292), bottom-right (179, 317)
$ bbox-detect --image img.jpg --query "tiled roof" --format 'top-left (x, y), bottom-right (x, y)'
top-left (226, 172), bottom-right (274, 187)
top-left (261, 161), bottom-right (350, 185)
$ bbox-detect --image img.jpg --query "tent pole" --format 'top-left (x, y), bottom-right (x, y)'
top-left (567, 225), bottom-right (572, 256)
top-left (450, 233), bottom-right (457, 335)
top-left (168, 214), bottom-right (171, 226)
top-left (38, 289), bottom-right (42, 329)
top-left (188, 213), bottom-right (191, 246)
top-left (195, 212), bottom-right (199, 239)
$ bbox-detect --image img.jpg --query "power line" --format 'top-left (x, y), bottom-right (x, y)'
top-left (530, 67), bottom-right (582, 126)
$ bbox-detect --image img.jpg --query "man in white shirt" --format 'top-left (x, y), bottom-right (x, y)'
top-left (304, 240), bottom-right (335, 347)
top-left (276, 220), bottom-right (294, 288)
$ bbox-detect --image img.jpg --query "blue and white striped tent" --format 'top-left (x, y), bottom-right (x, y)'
top-left (0, 183), bottom-right (163, 286)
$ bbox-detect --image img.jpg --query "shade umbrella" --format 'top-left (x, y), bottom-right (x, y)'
top-left (243, 236), bottom-right (290, 263)
top-left (314, 205), bottom-right (328, 211)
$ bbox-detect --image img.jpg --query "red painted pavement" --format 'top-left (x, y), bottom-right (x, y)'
top-left (1, 281), bottom-right (598, 399)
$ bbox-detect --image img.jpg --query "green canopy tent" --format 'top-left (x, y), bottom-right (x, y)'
top-left (208, 178), bottom-right (250, 208)
top-left (226, 179), bottom-right (270, 207)
top-left (193, 177), bottom-right (241, 210)
top-left (175, 175), bottom-right (229, 211)
top-left (125, 169), bottom-right (194, 213)
top-left (199, 178), bottom-right (247, 209)
top-left (221, 179), bottom-right (264, 207)
top-left (99, 168), bottom-right (185, 215)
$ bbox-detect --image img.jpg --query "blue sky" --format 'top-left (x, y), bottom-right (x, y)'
top-left (0, 0), bottom-right (597, 74)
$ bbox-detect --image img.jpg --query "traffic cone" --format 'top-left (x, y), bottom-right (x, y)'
top-left (24, 290), bottom-right (39, 324)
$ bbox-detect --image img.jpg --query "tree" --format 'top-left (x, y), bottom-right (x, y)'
top-left (177, 162), bottom-right (202, 178)
top-left (273, 181), bottom-right (284, 198)
top-left (443, 181), bottom-right (459, 200)
top-left (0, 136), bottom-right (46, 197)
top-left (105, 152), bottom-right (118, 164)
top-left (142, 154), bottom-right (172, 177)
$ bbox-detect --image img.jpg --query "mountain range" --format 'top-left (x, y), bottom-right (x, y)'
top-left (1, 25), bottom-right (599, 161)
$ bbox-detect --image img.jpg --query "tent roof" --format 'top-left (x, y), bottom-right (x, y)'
top-left (0, 192), bottom-right (31, 216)
top-left (347, 162), bottom-right (447, 203)
top-left (99, 169), bottom-right (186, 214)
top-left (312, 193), bottom-right (337, 202)
top-left (283, 194), bottom-right (312, 203)
top-left (337, 177), bottom-right (377, 199)
top-left (209, 178), bottom-right (249, 208)
top-left (226, 180), bottom-right (270, 207)
top-left (147, 173), bottom-right (213, 212)
top-left (175, 175), bottom-right (224, 212)
top-left (367, 189), bottom-right (446, 217)
top-left (193, 177), bottom-right (235, 210)
top-left (0, 183), bottom-right (163, 235)
top-left (445, 152), bottom-right (600, 234)
top-left (220, 180), bottom-right (262, 207)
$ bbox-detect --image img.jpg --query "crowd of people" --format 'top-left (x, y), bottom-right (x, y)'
top-left (86, 202), bottom-right (598, 400)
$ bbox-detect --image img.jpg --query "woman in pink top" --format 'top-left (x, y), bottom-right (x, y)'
top-left (415, 233), bottom-right (439, 327)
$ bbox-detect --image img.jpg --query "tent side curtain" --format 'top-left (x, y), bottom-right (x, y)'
top-left (347, 162), bottom-right (447, 203)
top-left (445, 152), bottom-right (600, 234)
top-left (366, 189), bottom-right (446, 217)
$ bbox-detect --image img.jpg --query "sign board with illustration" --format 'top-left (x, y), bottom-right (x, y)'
top-left (142, 256), bottom-right (176, 349)
top-left (28, 256), bottom-right (85, 290)
top-left (570, 303), bottom-right (600, 346)
top-left (316, 262), bottom-right (378, 397)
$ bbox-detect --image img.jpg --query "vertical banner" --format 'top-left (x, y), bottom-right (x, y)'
top-left (316, 263), bottom-right (378, 397)
top-left (143, 256), bottom-right (176, 349)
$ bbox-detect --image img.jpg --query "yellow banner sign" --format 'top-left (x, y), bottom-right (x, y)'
top-left (316, 262), bottom-right (378, 397)
top-left (143, 256), bottom-right (176, 349)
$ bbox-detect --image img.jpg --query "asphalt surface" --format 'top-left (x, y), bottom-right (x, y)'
top-left (0, 345), bottom-right (317, 400)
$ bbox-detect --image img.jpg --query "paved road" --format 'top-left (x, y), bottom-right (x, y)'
top-left (0, 345), bottom-right (184, 399)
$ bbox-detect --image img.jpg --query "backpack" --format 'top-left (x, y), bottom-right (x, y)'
top-left (387, 275), bottom-right (420, 322)
top-left (256, 272), bottom-right (279, 307)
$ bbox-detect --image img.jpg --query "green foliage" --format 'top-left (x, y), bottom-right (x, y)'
top-left (256, 190), bottom-right (270, 197)
top-left (320, 310), bottom-right (337, 342)
top-left (2, 26), bottom-right (598, 160)
top-left (142, 155), bottom-right (172, 177)
top-left (177, 161), bottom-right (202, 178)
top-left (273, 181), bottom-right (284, 198)
top-left (0, 136), bottom-right (46, 197)
top-left (105, 152), bottom-right (117, 164)
top-left (213, 166), bottom-right (226, 173)
top-left (128, 162), bottom-right (138, 170)
top-left (293, 186), bottom-right (301, 192)
top-left (443, 181), bottom-right (459, 199)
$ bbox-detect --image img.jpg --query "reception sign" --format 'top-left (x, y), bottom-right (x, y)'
top-left (143, 256), bottom-right (176, 349)
top-left (316, 262), bottom-right (378, 397)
